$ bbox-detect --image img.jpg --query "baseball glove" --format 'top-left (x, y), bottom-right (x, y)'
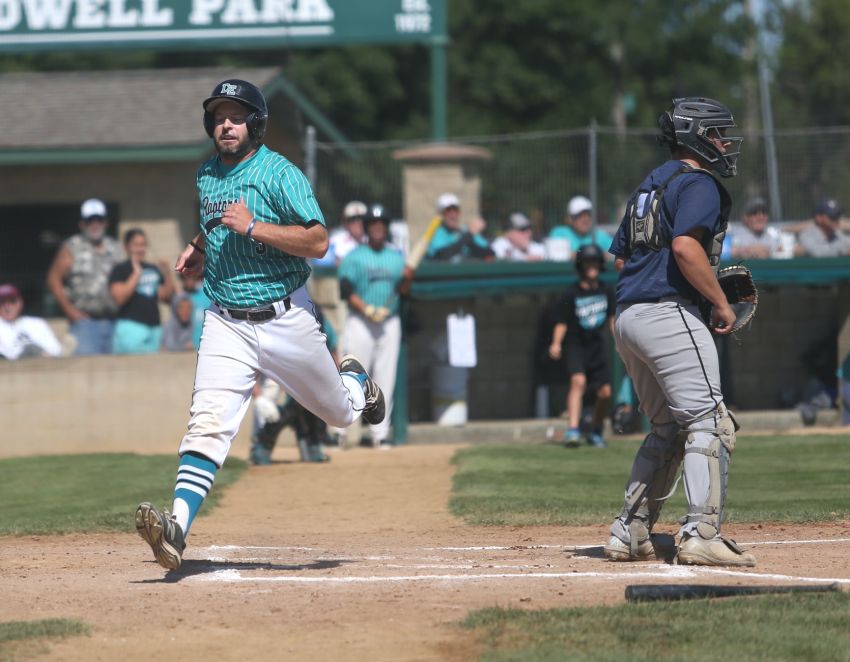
top-left (716, 265), bottom-right (758, 332)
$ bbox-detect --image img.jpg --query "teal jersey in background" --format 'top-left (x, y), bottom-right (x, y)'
top-left (548, 225), bottom-right (612, 255)
top-left (197, 145), bottom-right (325, 309)
top-left (338, 244), bottom-right (406, 315)
top-left (426, 224), bottom-right (490, 258)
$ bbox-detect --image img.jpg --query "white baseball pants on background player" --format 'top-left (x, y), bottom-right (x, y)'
top-left (179, 285), bottom-right (365, 467)
top-left (342, 314), bottom-right (401, 443)
top-left (611, 298), bottom-right (726, 539)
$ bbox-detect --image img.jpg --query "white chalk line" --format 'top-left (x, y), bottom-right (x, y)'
top-left (192, 564), bottom-right (850, 586)
top-left (191, 536), bottom-right (850, 587)
top-left (203, 539), bottom-right (850, 556)
top-left (199, 537), bottom-right (850, 564)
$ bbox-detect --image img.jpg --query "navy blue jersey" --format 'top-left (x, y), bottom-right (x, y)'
top-left (609, 160), bottom-right (724, 304)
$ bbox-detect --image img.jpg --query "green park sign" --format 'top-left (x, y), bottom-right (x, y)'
top-left (0, 0), bottom-right (447, 51)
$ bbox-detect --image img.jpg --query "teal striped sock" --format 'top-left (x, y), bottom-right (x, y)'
top-left (172, 452), bottom-right (218, 535)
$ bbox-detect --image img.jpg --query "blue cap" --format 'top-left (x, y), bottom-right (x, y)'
top-left (815, 198), bottom-right (842, 220)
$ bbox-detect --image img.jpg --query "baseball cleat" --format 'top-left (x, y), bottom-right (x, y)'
top-left (677, 534), bottom-right (756, 567)
top-left (604, 535), bottom-right (656, 562)
top-left (586, 431), bottom-right (607, 448)
top-left (340, 355), bottom-right (386, 425)
top-left (563, 428), bottom-right (581, 448)
top-left (135, 502), bottom-right (186, 570)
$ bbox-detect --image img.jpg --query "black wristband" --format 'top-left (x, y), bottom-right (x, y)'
top-left (189, 240), bottom-right (205, 254)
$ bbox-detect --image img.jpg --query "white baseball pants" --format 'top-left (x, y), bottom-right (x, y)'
top-left (342, 312), bottom-right (401, 443)
top-left (179, 286), bottom-right (365, 467)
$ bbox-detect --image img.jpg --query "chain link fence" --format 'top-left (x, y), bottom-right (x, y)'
top-left (312, 125), bottom-right (850, 233)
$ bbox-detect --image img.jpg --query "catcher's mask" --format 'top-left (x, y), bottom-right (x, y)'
top-left (203, 79), bottom-right (268, 142)
top-left (575, 243), bottom-right (606, 275)
top-left (658, 97), bottom-right (742, 178)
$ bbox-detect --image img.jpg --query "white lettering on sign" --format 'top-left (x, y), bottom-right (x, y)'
top-left (395, 0), bottom-right (431, 34)
top-left (71, 0), bottom-right (171, 28)
top-left (140, 0), bottom-right (170, 26)
top-left (394, 11), bottom-right (430, 33)
top-left (401, 0), bottom-right (429, 11)
top-left (22, 0), bottom-right (74, 30)
top-left (191, 0), bottom-right (332, 26)
top-left (0, 0), bottom-right (22, 30)
top-left (0, 0), bottom-right (333, 31)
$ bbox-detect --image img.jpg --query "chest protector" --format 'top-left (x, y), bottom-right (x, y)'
top-left (626, 164), bottom-right (731, 271)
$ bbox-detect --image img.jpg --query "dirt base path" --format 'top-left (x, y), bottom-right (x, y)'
top-left (3, 443), bottom-right (850, 661)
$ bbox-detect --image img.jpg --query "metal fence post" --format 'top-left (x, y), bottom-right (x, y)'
top-left (305, 125), bottom-right (317, 188)
top-left (589, 119), bottom-right (598, 228)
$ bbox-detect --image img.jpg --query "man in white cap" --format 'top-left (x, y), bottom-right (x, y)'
top-left (46, 198), bottom-right (123, 355)
top-left (426, 192), bottom-right (494, 262)
top-left (491, 212), bottom-right (546, 261)
top-left (549, 195), bottom-right (612, 258)
top-left (324, 200), bottom-right (368, 266)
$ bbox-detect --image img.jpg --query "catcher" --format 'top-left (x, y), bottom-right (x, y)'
top-left (603, 97), bottom-right (758, 567)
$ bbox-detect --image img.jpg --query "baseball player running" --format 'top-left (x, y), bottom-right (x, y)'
top-left (135, 79), bottom-right (385, 570)
top-left (338, 204), bottom-right (412, 448)
top-left (603, 97), bottom-right (755, 567)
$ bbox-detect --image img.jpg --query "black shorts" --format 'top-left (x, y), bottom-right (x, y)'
top-left (565, 341), bottom-right (610, 391)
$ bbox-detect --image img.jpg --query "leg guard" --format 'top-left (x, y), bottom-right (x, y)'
top-left (679, 403), bottom-right (737, 539)
top-left (609, 420), bottom-right (683, 557)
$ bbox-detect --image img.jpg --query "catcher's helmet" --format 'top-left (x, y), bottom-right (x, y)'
top-left (203, 79), bottom-right (268, 142)
top-left (575, 243), bottom-right (606, 273)
top-left (364, 203), bottom-right (391, 225)
top-left (658, 97), bottom-right (742, 178)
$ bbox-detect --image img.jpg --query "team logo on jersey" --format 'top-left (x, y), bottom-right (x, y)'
top-left (575, 294), bottom-right (609, 330)
top-left (220, 83), bottom-right (238, 96)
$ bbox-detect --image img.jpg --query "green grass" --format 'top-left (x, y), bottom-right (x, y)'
top-left (0, 454), bottom-right (246, 535)
top-left (450, 435), bottom-right (850, 526)
top-left (0, 619), bottom-right (89, 659)
top-left (461, 593), bottom-right (850, 661)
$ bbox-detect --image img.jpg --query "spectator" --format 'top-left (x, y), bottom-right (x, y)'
top-left (108, 228), bottom-right (175, 354)
top-left (547, 244), bottom-right (615, 448)
top-left (46, 198), bottom-right (123, 355)
top-left (161, 294), bottom-right (195, 352)
top-left (0, 283), bottom-right (62, 360)
top-left (178, 271), bottom-right (212, 350)
top-left (798, 198), bottom-right (850, 257)
top-left (730, 196), bottom-right (799, 259)
top-left (426, 193), bottom-right (495, 262)
top-left (491, 212), bottom-right (546, 262)
top-left (313, 200), bottom-right (368, 267)
top-left (339, 204), bottom-right (414, 448)
top-left (548, 196), bottom-right (613, 257)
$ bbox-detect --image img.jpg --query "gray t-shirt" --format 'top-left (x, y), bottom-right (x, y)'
top-left (729, 222), bottom-right (783, 252)
top-left (798, 225), bottom-right (850, 257)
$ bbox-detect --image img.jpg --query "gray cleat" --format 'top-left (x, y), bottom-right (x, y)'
top-left (677, 534), bottom-right (756, 567)
top-left (135, 502), bottom-right (186, 570)
top-left (604, 535), bottom-right (656, 561)
top-left (340, 354), bottom-right (386, 425)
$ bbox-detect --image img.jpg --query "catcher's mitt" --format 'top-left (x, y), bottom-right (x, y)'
top-left (715, 265), bottom-right (758, 332)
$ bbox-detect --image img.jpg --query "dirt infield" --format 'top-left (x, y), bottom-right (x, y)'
top-left (3, 443), bottom-right (850, 661)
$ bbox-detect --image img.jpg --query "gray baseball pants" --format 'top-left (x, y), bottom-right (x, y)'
top-left (610, 297), bottom-right (728, 540)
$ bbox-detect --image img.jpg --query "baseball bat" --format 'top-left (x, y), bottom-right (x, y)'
top-left (405, 215), bottom-right (443, 270)
top-left (625, 583), bottom-right (841, 603)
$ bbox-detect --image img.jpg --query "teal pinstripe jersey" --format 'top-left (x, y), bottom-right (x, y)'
top-left (197, 145), bottom-right (325, 308)
top-left (338, 244), bottom-right (406, 315)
